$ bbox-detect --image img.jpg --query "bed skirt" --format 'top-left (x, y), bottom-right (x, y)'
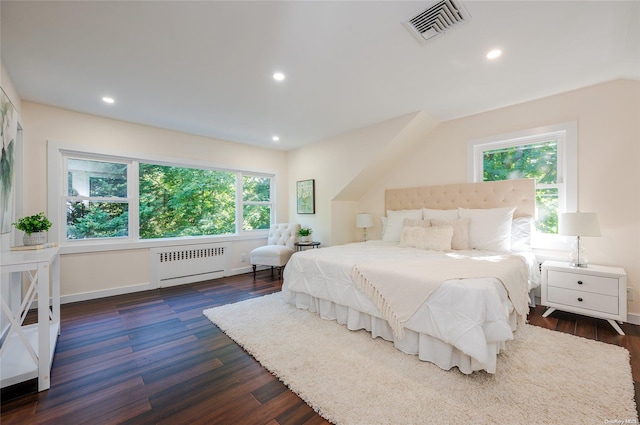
top-left (284, 291), bottom-right (514, 374)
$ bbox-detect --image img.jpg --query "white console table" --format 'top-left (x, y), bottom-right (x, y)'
top-left (0, 247), bottom-right (60, 391)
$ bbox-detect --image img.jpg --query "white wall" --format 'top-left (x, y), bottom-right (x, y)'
top-left (20, 102), bottom-right (289, 301)
top-left (287, 111), bottom-right (440, 246)
top-left (309, 79), bottom-right (640, 316)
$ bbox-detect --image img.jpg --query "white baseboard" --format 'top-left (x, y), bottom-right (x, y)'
top-left (61, 282), bottom-right (155, 305)
top-left (626, 312), bottom-right (640, 326)
top-left (59, 269), bottom-right (253, 305)
top-left (231, 265), bottom-right (255, 275)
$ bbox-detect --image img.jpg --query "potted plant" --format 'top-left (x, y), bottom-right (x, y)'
top-left (297, 227), bottom-right (313, 242)
top-left (13, 212), bottom-right (52, 246)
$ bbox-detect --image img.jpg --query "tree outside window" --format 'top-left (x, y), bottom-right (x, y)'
top-left (482, 140), bottom-right (559, 233)
top-left (138, 164), bottom-right (237, 239)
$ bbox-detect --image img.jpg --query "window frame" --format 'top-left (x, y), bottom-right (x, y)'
top-left (239, 173), bottom-right (274, 232)
top-left (467, 121), bottom-right (578, 250)
top-left (48, 142), bottom-right (275, 252)
top-left (64, 154), bottom-right (135, 241)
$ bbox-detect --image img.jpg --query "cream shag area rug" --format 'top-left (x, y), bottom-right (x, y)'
top-left (203, 293), bottom-right (637, 425)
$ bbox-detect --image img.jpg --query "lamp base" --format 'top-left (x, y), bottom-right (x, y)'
top-left (569, 236), bottom-right (589, 268)
top-left (569, 262), bottom-right (589, 268)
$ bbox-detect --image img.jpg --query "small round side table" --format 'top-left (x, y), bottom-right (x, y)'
top-left (294, 241), bottom-right (321, 252)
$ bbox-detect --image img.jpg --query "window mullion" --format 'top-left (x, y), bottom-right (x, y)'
top-left (236, 171), bottom-right (243, 235)
top-left (130, 161), bottom-right (139, 241)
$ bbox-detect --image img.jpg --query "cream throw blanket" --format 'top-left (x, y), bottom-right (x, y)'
top-left (350, 254), bottom-right (530, 339)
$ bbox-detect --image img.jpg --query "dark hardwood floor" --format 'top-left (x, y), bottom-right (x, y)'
top-left (2, 272), bottom-right (639, 424)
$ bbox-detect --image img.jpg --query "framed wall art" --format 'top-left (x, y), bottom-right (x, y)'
top-left (1, 89), bottom-right (18, 234)
top-left (296, 179), bottom-right (315, 214)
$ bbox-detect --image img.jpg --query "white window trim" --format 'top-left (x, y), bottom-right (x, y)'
top-left (47, 141), bottom-right (275, 253)
top-left (466, 121), bottom-right (578, 250)
top-left (239, 172), bottom-right (275, 234)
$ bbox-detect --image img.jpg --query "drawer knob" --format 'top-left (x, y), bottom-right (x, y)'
top-left (577, 297), bottom-right (583, 302)
top-left (577, 280), bottom-right (583, 285)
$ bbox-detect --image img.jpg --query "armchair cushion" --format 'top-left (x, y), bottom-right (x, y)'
top-left (250, 245), bottom-right (295, 267)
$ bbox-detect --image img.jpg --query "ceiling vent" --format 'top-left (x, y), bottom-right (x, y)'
top-left (403, 0), bottom-right (471, 43)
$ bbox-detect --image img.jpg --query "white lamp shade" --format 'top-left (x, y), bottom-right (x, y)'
top-left (559, 212), bottom-right (601, 237)
top-left (356, 213), bottom-right (373, 229)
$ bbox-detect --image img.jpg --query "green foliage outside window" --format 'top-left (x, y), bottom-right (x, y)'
top-left (483, 140), bottom-right (558, 233)
top-left (242, 175), bottom-right (271, 231)
top-left (139, 164), bottom-right (237, 239)
top-left (67, 159), bottom-right (129, 239)
top-left (67, 202), bottom-right (128, 239)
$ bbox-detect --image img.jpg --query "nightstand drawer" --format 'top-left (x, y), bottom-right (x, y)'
top-left (547, 270), bottom-right (619, 296)
top-left (547, 286), bottom-right (619, 315)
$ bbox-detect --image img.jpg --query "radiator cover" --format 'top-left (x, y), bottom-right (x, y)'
top-left (150, 243), bottom-right (227, 288)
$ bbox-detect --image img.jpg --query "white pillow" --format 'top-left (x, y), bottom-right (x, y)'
top-left (511, 216), bottom-right (533, 252)
top-left (382, 209), bottom-right (423, 242)
top-left (381, 217), bottom-right (387, 239)
top-left (422, 208), bottom-right (459, 221)
top-left (459, 207), bottom-right (516, 252)
top-left (403, 218), bottom-right (431, 228)
top-left (416, 226), bottom-right (454, 252)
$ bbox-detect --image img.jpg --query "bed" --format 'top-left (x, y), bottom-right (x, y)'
top-left (282, 179), bottom-right (540, 374)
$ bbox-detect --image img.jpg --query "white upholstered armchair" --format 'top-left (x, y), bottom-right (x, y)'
top-left (250, 223), bottom-right (300, 279)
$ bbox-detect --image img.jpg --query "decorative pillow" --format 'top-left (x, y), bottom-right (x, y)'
top-left (511, 216), bottom-right (533, 252)
top-left (422, 208), bottom-right (459, 221)
top-left (382, 209), bottom-right (423, 242)
top-left (415, 225), bottom-right (454, 252)
top-left (458, 206), bottom-right (516, 252)
top-left (430, 218), bottom-right (470, 250)
top-left (399, 226), bottom-right (427, 248)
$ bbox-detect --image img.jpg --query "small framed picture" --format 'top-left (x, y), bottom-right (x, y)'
top-left (296, 179), bottom-right (315, 214)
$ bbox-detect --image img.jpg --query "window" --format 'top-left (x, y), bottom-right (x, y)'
top-left (66, 158), bottom-right (130, 240)
top-left (51, 146), bottom-right (274, 246)
top-left (468, 122), bottom-right (577, 248)
top-left (138, 163), bottom-right (237, 239)
top-left (242, 175), bottom-right (272, 231)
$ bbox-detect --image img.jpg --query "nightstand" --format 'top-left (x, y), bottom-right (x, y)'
top-left (541, 260), bottom-right (627, 335)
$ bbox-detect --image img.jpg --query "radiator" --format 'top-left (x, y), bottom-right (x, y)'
top-left (150, 243), bottom-right (227, 288)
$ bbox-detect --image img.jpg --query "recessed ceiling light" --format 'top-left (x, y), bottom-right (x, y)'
top-left (102, 96), bottom-right (115, 104)
top-left (486, 49), bottom-right (502, 60)
top-left (272, 135), bottom-right (280, 142)
top-left (273, 72), bottom-right (285, 81)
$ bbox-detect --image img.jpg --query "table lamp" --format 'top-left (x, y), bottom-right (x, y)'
top-left (356, 213), bottom-right (373, 242)
top-left (559, 212), bottom-right (601, 268)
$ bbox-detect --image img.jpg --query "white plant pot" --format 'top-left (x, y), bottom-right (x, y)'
top-left (299, 236), bottom-right (310, 242)
top-left (23, 232), bottom-right (46, 246)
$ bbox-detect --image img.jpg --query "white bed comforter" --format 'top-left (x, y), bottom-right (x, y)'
top-left (282, 241), bottom-right (540, 373)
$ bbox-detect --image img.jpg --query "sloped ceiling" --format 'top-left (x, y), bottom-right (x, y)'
top-left (1, 1), bottom-right (638, 150)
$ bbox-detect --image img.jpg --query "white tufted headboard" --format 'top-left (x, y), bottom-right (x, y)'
top-left (385, 179), bottom-right (535, 218)
top-left (268, 223), bottom-right (301, 249)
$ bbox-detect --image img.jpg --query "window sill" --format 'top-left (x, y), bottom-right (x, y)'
top-left (58, 233), bottom-right (268, 255)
